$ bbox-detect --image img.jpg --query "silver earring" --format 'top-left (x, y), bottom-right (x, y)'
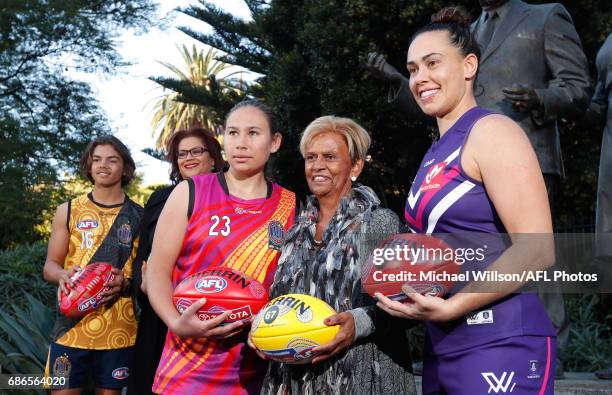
top-left (351, 176), bottom-right (357, 182)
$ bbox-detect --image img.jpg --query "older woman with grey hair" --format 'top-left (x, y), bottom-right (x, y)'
top-left (250, 115), bottom-right (416, 395)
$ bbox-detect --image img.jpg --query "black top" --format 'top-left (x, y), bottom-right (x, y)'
top-left (127, 185), bottom-right (173, 395)
top-left (131, 186), bottom-right (174, 291)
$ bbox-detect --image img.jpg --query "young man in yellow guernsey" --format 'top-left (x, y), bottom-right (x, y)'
top-left (43, 136), bottom-right (143, 394)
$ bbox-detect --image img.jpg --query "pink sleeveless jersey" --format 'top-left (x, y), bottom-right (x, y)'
top-left (153, 173), bottom-right (295, 395)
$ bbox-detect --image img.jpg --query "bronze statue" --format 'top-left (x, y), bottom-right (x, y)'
top-left (592, 34), bottom-right (612, 257)
top-left (367, 0), bottom-right (592, 378)
top-left (590, 33), bottom-right (612, 380)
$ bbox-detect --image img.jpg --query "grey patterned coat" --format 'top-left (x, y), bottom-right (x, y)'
top-left (261, 186), bottom-right (416, 395)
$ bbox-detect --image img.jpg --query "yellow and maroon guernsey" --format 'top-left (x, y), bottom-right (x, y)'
top-left (52, 193), bottom-right (140, 350)
top-left (153, 173), bottom-right (295, 395)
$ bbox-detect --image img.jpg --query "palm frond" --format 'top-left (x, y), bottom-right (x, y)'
top-left (148, 45), bottom-right (248, 148)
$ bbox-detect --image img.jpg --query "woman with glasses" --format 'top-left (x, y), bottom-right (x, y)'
top-left (127, 127), bottom-right (224, 395)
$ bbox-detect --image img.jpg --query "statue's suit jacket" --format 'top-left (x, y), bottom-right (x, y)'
top-left (592, 34), bottom-right (612, 245)
top-left (390, 0), bottom-right (590, 176)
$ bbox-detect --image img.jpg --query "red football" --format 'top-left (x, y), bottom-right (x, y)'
top-left (172, 267), bottom-right (268, 325)
top-left (59, 262), bottom-right (116, 317)
top-left (361, 233), bottom-right (461, 302)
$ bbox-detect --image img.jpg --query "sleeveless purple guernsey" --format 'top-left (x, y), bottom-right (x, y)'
top-left (404, 107), bottom-right (555, 355)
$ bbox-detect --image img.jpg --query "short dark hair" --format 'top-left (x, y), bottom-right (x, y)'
top-left (225, 99), bottom-right (278, 134)
top-left (166, 127), bottom-right (224, 184)
top-left (79, 135), bottom-right (136, 187)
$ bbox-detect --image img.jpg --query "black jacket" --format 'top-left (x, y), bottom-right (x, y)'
top-left (127, 186), bottom-right (173, 395)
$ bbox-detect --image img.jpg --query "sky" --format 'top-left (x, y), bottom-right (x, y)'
top-left (76, 1), bottom-right (252, 186)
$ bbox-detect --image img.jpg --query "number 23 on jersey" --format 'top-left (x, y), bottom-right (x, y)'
top-left (209, 215), bottom-right (231, 236)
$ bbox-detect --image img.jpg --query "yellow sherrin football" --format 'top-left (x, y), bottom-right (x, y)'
top-left (250, 293), bottom-right (340, 364)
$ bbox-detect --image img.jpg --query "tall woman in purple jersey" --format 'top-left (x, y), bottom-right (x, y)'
top-left (375, 7), bottom-right (557, 395)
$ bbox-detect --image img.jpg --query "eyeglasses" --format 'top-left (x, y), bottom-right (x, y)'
top-left (177, 146), bottom-right (208, 159)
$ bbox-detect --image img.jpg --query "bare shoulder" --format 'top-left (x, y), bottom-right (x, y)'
top-left (468, 114), bottom-right (530, 150)
top-left (53, 202), bottom-right (69, 223)
top-left (159, 180), bottom-right (189, 218)
top-left (56, 201), bottom-right (69, 214)
top-left (167, 180), bottom-right (189, 201)
top-left (49, 201), bottom-right (71, 246)
top-left (461, 113), bottom-right (539, 181)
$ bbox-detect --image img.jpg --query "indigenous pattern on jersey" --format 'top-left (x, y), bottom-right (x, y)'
top-left (404, 107), bottom-right (555, 355)
top-left (153, 173), bottom-right (295, 395)
top-left (51, 193), bottom-right (142, 350)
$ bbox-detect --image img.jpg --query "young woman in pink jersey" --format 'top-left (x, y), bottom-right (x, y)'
top-left (127, 127), bottom-right (224, 395)
top-left (375, 7), bottom-right (556, 395)
top-left (146, 100), bottom-right (296, 394)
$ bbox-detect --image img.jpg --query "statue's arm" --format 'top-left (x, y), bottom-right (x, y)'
top-left (389, 74), bottom-right (421, 116)
top-left (534, 4), bottom-right (591, 121)
top-left (586, 62), bottom-right (608, 125)
top-left (366, 52), bottom-right (421, 116)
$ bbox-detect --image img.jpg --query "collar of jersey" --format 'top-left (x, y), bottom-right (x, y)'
top-left (217, 171), bottom-right (273, 200)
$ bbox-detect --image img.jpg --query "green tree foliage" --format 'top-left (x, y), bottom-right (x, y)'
top-left (0, 0), bottom-right (157, 247)
top-left (149, 45), bottom-right (247, 148)
top-left (0, 242), bottom-right (54, 311)
top-left (563, 294), bottom-right (612, 371)
top-left (124, 172), bottom-right (169, 206)
top-left (0, 293), bottom-right (55, 383)
top-left (173, 0), bottom-right (609, 222)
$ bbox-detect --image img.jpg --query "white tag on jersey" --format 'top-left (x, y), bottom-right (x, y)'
top-left (466, 309), bottom-right (494, 325)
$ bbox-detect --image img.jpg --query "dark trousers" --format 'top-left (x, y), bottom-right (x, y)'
top-left (126, 291), bottom-right (167, 395)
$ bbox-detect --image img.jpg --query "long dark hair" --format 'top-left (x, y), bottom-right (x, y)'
top-left (166, 127), bottom-right (224, 184)
top-left (79, 135), bottom-right (136, 187)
